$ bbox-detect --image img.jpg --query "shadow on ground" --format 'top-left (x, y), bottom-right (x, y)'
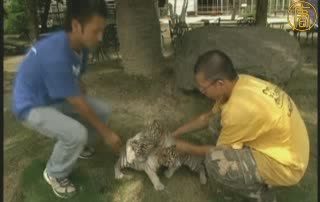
top-left (4, 42), bottom-right (317, 202)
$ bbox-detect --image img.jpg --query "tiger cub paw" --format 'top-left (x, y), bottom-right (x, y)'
top-left (200, 172), bottom-right (207, 184)
top-left (154, 183), bottom-right (165, 191)
top-left (115, 172), bottom-right (124, 180)
top-left (164, 169), bottom-right (174, 178)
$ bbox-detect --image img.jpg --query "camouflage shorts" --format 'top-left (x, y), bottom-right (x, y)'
top-left (204, 146), bottom-right (273, 201)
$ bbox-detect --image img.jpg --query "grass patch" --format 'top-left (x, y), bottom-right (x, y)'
top-left (4, 44), bottom-right (317, 202)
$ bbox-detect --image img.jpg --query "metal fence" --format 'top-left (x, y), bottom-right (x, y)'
top-left (196, 0), bottom-right (291, 16)
top-left (45, 0), bottom-right (116, 28)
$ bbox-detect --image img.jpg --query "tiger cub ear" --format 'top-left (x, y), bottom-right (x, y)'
top-left (144, 119), bottom-right (162, 127)
top-left (130, 139), bottom-right (138, 146)
top-left (144, 119), bottom-right (155, 126)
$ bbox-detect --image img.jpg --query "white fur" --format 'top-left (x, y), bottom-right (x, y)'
top-left (114, 131), bottom-right (206, 191)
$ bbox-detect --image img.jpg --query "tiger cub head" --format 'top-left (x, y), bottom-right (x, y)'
top-left (142, 119), bottom-right (166, 144)
top-left (126, 120), bottom-right (166, 163)
top-left (158, 145), bottom-right (178, 167)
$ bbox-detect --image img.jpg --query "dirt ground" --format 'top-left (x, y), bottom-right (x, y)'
top-left (3, 38), bottom-right (318, 202)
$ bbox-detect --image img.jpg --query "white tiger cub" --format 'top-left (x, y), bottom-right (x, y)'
top-left (114, 120), bottom-right (207, 191)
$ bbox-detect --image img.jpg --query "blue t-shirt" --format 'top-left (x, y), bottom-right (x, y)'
top-left (12, 31), bottom-right (89, 120)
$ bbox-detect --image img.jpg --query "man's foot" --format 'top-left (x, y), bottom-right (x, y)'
top-left (79, 146), bottom-right (95, 159)
top-left (247, 187), bottom-right (277, 202)
top-left (43, 169), bottom-right (76, 199)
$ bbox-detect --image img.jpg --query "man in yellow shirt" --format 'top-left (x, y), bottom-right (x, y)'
top-left (172, 50), bottom-right (309, 202)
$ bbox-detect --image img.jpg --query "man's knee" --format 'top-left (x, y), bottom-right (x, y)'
top-left (86, 97), bottom-right (112, 122)
top-left (67, 122), bottom-right (88, 146)
top-left (99, 105), bottom-right (112, 122)
top-left (204, 147), bottom-right (263, 192)
top-left (204, 148), bottom-right (240, 185)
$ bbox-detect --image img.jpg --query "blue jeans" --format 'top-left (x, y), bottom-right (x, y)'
top-left (22, 96), bottom-right (112, 178)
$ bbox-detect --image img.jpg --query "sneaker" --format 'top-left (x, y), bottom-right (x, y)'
top-left (79, 146), bottom-right (95, 159)
top-left (246, 185), bottom-right (277, 202)
top-left (43, 169), bottom-right (77, 199)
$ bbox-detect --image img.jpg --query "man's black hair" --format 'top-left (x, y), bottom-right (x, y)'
top-left (64, 0), bottom-right (108, 32)
top-left (194, 50), bottom-right (238, 81)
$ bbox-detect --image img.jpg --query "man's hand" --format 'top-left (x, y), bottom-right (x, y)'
top-left (175, 139), bottom-right (213, 156)
top-left (171, 131), bottom-right (180, 138)
top-left (67, 96), bottom-right (123, 154)
top-left (104, 132), bottom-right (122, 153)
top-left (171, 111), bottom-right (213, 138)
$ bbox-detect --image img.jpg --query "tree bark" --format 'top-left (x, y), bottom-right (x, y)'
top-left (231, 0), bottom-right (238, 20)
top-left (116, 0), bottom-right (164, 78)
top-left (255, 0), bottom-right (268, 26)
top-left (4, 8), bottom-right (7, 18)
top-left (40, 0), bottom-right (52, 33)
top-left (25, 0), bottom-right (39, 41)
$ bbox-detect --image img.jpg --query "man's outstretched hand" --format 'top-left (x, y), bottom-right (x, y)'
top-left (174, 138), bottom-right (213, 156)
top-left (104, 132), bottom-right (123, 154)
top-left (66, 95), bottom-right (123, 154)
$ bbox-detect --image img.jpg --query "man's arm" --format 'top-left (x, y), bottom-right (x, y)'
top-left (42, 61), bottom-right (121, 152)
top-left (67, 96), bottom-right (122, 153)
top-left (175, 139), bottom-right (214, 156)
top-left (172, 111), bottom-right (213, 138)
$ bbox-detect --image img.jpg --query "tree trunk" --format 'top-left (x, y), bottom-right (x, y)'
top-left (40, 0), bottom-right (52, 33)
top-left (25, 0), bottom-right (39, 41)
top-left (4, 8), bottom-right (7, 18)
top-left (231, 0), bottom-right (238, 20)
top-left (116, 0), bottom-right (164, 78)
top-left (255, 0), bottom-right (268, 26)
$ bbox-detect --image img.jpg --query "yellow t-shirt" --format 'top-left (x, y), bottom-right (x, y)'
top-left (215, 74), bottom-right (309, 186)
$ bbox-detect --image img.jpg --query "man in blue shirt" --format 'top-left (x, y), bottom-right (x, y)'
top-left (12, 0), bottom-right (122, 198)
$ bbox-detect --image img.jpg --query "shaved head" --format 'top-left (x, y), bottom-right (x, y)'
top-left (194, 50), bottom-right (238, 81)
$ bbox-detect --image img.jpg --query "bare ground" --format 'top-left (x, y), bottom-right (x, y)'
top-left (3, 40), bottom-right (317, 202)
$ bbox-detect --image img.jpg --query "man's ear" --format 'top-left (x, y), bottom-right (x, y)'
top-left (216, 80), bottom-right (224, 87)
top-left (71, 19), bottom-right (81, 33)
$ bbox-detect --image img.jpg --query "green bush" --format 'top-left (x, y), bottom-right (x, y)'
top-left (4, 0), bottom-right (29, 34)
